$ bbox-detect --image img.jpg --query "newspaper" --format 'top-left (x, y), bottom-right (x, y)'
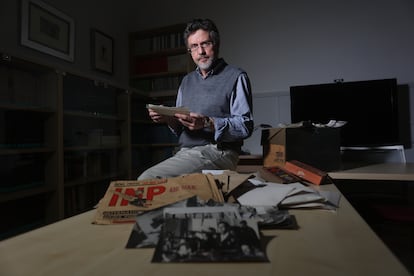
top-left (92, 173), bottom-right (224, 225)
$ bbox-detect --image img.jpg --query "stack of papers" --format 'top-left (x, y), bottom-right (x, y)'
top-left (236, 178), bottom-right (340, 210)
top-left (146, 104), bottom-right (190, 116)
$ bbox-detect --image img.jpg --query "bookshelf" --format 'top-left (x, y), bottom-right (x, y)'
top-left (0, 22), bottom-right (194, 239)
top-left (0, 54), bottom-right (131, 239)
top-left (130, 90), bottom-right (179, 179)
top-left (0, 54), bottom-right (61, 239)
top-left (62, 73), bottom-right (130, 217)
top-left (129, 23), bottom-right (192, 98)
top-left (129, 23), bottom-right (193, 178)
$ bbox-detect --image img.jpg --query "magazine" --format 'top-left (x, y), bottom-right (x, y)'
top-left (93, 173), bottom-right (224, 224)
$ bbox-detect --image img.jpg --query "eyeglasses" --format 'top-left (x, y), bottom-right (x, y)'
top-left (187, 41), bottom-right (214, 52)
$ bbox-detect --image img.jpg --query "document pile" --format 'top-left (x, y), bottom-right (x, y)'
top-left (93, 170), bottom-right (340, 263)
top-left (232, 176), bottom-right (341, 210)
top-left (125, 195), bottom-right (296, 263)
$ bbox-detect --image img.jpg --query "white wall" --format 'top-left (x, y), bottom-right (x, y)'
top-left (1, 0), bottom-right (414, 160)
top-left (121, 0), bottom-right (414, 91)
top-left (123, 0), bottom-right (414, 160)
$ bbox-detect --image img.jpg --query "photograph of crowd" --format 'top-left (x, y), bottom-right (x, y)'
top-left (126, 196), bottom-right (296, 251)
top-left (151, 216), bottom-right (268, 263)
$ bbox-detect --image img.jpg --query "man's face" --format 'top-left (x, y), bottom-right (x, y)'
top-left (187, 29), bottom-right (216, 72)
top-left (217, 223), bottom-right (226, 234)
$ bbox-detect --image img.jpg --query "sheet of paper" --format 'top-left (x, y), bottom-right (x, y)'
top-left (237, 183), bottom-right (296, 207)
top-left (280, 192), bottom-right (325, 206)
top-left (146, 104), bottom-right (190, 116)
top-left (318, 190), bottom-right (342, 207)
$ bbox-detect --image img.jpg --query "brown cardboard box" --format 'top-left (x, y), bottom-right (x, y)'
top-left (283, 160), bottom-right (327, 185)
top-left (261, 127), bottom-right (341, 171)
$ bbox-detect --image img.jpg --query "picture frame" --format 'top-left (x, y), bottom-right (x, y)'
top-left (20, 0), bottom-right (75, 62)
top-left (91, 29), bottom-right (114, 74)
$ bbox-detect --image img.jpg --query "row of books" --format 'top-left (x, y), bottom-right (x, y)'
top-left (133, 32), bottom-right (185, 55)
top-left (64, 181), bottom-right (108, 217)
top-left (64, 152), bottom-right (119, 181)
top-left (0, 66), bottom-right (53, 108)
top-left (0, 154), bottom-right (45, 193)
top-left (132, 54), bottom-right (190, 76)
top-left (131, 75), bottom-right (183, 92)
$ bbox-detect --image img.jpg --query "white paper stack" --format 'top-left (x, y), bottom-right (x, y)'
top-left (237, 179), bottom-right (340, 210)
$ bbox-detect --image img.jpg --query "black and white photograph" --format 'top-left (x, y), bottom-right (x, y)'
top-left (20, 0), bottom-right (75, 61)
top-left (152, 216), bottom-right (268, 263)
top-left (126, 196), bottom-right (223, 248)
top-left (91, 29), bottom-right (114, 74)
top-left (237, 205), bottom-right (298, 229)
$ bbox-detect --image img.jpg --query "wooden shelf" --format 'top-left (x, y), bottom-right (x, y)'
top-left (0, 54), bottom-right (131, 240)
top-left (0, 103), bottom-right (55, 113)
top-left (64, 172), bottom-right (127, 188)
top-left (0, 54), bottom-right (60, 234)
top-left (0, 22), bottom-right (190, 239)
top-left (0, 186), bottom-right (55, 203)
top-left (0, 147), bottom-right (55, 155)
top-left (129, 23), bottom-right (190, 176)
top-left (63, 110), bottom-right (121, 121)
top-left (132, 143), bottom-right (179, 148)
top-left (131, 47), bottom-right (187, 59)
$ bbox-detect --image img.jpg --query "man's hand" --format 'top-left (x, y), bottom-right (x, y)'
top-left (175, 112), bottom-right (206, 130)
top-left (148, 108), bottom-right (167, 123)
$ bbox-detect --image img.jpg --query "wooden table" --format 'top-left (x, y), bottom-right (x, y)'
top-left (0, 184), bottom-right (410, 276)
top-left (329, 163), bottom-right (414, 181)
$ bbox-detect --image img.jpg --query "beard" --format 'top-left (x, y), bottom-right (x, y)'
top-left (197, 55), bottom-right (215, 71)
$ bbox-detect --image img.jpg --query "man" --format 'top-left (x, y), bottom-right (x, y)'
top-left (138, 18), bottom-right (253, 180)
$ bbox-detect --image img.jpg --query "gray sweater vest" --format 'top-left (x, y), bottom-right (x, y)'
top-left (178, 58), bottom-right (245, 151)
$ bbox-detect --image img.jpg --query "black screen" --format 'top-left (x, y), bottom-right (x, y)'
top-left (290, 78), bottom-right (403, 147)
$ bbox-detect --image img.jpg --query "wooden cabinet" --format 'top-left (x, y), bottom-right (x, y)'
top-left (0, 54), bottom-right (61, 239)
top-left (129, 23), bottom-right (194, 178)
top-left (129, 90), bottom-right (178, 179)
top-left (0, 22), bottom-right (194, 239)
top-left (0, 54), bottom-right (131, 239)
top-left (62, 73), bottom-right (130, 217)
top-left (129, 23), bottom-right (192, 98)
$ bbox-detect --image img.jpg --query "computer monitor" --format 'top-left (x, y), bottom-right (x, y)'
top-left (290, 78), bottom-right (410, 148)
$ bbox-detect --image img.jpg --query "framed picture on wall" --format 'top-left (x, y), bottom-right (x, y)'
top-left (91, 29), bottom-right (114, 74)
top-left (20, 0), bottom-right (75, 62)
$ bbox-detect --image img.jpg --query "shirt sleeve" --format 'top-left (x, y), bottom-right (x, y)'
top-left (212, 73), bottom-right (254, 142)
top-left (168, 89), bottom-right (184, 136)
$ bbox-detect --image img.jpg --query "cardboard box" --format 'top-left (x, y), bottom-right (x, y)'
top-left (283, 160), bottom-right (327, 185)
top-left (258, 166), bottom-right (302, 184)
top-left (261, 127), bottom-right (341, 171)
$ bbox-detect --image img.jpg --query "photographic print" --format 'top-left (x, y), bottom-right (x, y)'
top-left (126, 196), bottom-right (227, 249)
top-left (126, 196), bottom-right (296, 250)
top-left (152, 217), bottom-right (268, 263)
top-left (91, 29), bottom-right (113, 74)
top-left (20, 0), bottom-right (75, 61)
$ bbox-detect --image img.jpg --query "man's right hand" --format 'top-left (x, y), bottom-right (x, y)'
top-left (148, 108), bottom-right (166, 123)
